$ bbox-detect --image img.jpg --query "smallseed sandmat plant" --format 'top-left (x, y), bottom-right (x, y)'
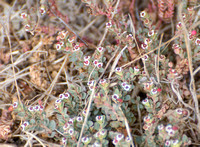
top-left (0, 0), bottom-right (200, 147)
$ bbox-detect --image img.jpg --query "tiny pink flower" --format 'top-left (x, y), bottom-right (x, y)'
top-left (56, 43), bottom-right (61, 50)
top-left (20, 12), bottom-right (27, 19)
top-left (93, 60), bottom-right (98, 66)
top-left (140, 11), bottom-right (146, 18)
top-left (28, 106), bottom-right (34, 112)
top-left (24, 24), bottom-right (30, 31)
top-left (55, 99), bottom-right (61, 104)
top-left (84, 56), bottom-right (90, 60)
top-left (115, 67), bottom-right (122, 72)
top-left (39, 105), bottom-right (44, 111)
top-left (59, 94), bottom-right (64, 99)
top-left (13, 102), bottom-right (18, 108)
top-left (68, 38), bottom-right (74, 42)
top-left (141, 43), bottom-right (148, 50)
top-left (87, 80), bottom-right (94, 86)
top-left (68, 128), bottom-right (74, 136)
top-left (97, 62), bottom-right (103, 68)
top-left (39, 6), bottom-right (46, 15)
top-left (112, 94), bottom-right (119, 100)
top-left (99, 79), bottom-right (106, 84)
top-left (195, 38), bottom-right (200, 46)
top-left (84, 60), bottom-right (90, 66)
top-left (64, 92), bottom-right (70, 99)
top-left (34, 105), bottom-right (40, 111)
top-left (112, 138), bottom-right (119, 145)
top-left (176, 108), bottom-right (183, 115)
top-left (148, 30), bottom-right (155, 37)
top-left (106, 22), bottom-right (112, 28)
top-left (97, 47), bottom-right (104, 52)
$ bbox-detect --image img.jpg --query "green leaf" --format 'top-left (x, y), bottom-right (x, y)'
top-left (124, 95), bottom-right (131, 101)
top-left (110, 121), bottom-right (120, 128)
top-left (49, 120), bottom-right (56, 130)
top-left (48, 131), bottom-right (56, 138)
top-left (94, 122), bottom-right (100, 130)
top-left (30, 119), bottom-right (36, 124)
top-left (87, 120), bottom-right (93, 127)
top-left (17, 112), bottom-right (26, 117)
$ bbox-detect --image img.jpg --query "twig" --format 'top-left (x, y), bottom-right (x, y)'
top-left (77, 82), bottom-right (96, 147)
top-left (47, 0), bottom-right (88, 47)
top-left (178, 2), bottom-right (200, 131)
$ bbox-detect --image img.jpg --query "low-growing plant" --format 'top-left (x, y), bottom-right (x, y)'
top-left (0, 0), bottom-right (200, 147)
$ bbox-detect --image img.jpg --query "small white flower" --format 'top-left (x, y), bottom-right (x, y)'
top-left (76, 116), bottom-right (83, 122)
top-left (141, 43), bottom-right (148, 50)
top-left (165, 124), bottom-right (172, 132)
top-left (68, 118), bottom-right (74, 125)
top-left (112, 94), bottom-right (119, 100)
top-left (157, 124), bottom-right (164, 130)
top-left (23, 121), bottom-right (29, 127)
top-left (68, 128), bottom-right (74, 136)
top-left (39, 105), bottom-right (44, 111)
top-left (100, 129), bottom-right (107, 136)
top-left (87, 80), bottom-right (94, 86)
top-left (59, 94), bottom-right (64, 99)
top-left (63, 123), bottom-right (70, 130)
top-left (97, 47), bottom-right (104, 52)
top-left (176, 22), bottom-right (182, 29)
top-left (55, 99), bottom-right (61, 104)
top-left (165, 140), bottom-right (171, 147)
top-left (93, 60), bottom-right (98, 66)
top-left (115, 67), bottom-right (122, 72)
top-left (68, 38), bottom-right (74, 42)
top-left (39, 6), bottom-right (46, 15)
top-left (151, 88), bottom-right (158, 95)
top-left (195, 38), bottom-right (200, 46)
top-left (82, 110), bottom-right (87, 116)
top-left (24, 24), bottom-right (30, 31)
top-left (62, 137), bottom-right (67, 144)
top-left (125, 137), bottom-right (131, 142)
top-left (123, 84), bottom-right (131, 91)
top-left (106, 22), bottom-right (112, 28)
top-left (140, 11), bottom-right (146, 18)
top-left (56, 43), bottom-right (61, 50)
top-left (82, 137), bottom-right (89, 143)
top-left (20, 12), bottom-right (27, 19)
top-left (168, 129), bottom-right (175, 136)
top-left (20, 125), bottom-right (25, 131)
top-left (96, 115), bottom-right (103, 121)
top-left (142, 55), bottom-right (149, 61)
top-left (99, 79), bottom-right (106, 84)
top-left (97, 62), bottom-right (103, 68)
top-left (13, 102), bottom-right (18, 108)
top-left (142, 98), bottom-right (149, 105)
top-left (112, 138), bottom-right (119, 145)
top-left (176, 108), bottom-right (183, 115)
top-left (73, 45), bottom-right (80, 52)
top-left (34, 105), bottom-right (40, 111)
top-left (143, 115), bottom-right (151, 122)
top-left (60, 41), bottom-right (64, 46)
top-left (28, 106), bottom-right (34, 112)
top-left (172, 139), bottom-right (179, 145)
top-left (134, 66), bottom-right (140, 72)
top-left (148, 30), bottom-right (155, 37)
top-left (84, 60), bottom-right (90, 66)
top-left (116, 134), bottom-right (124, 141)
top-left (121, 82), bottom-right (127, 87)
top-left (84, 56), bottom-right (90, 60)
top-left (64, 92), bottom-right (70, 99)
top-left (93, 141), bottom-right (101, 147)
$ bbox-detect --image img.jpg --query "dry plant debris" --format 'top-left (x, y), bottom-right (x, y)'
top-left (0, 0), bottom-right (200, 146)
